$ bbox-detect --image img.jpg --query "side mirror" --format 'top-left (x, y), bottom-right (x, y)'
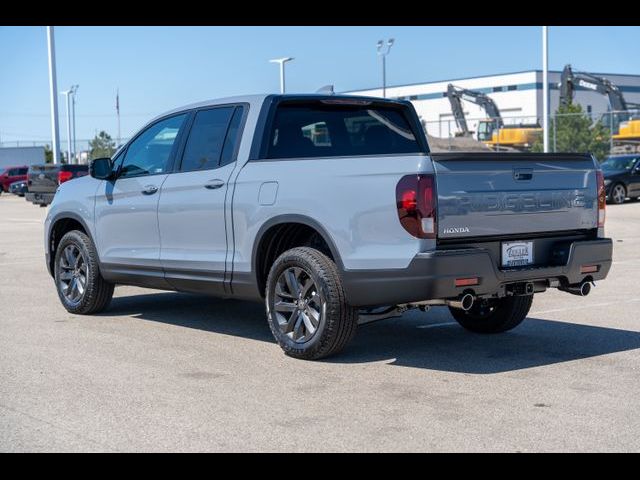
top-left (89, 157), bottom-right (113, 180)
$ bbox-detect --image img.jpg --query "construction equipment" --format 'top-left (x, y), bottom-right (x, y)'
top-left (446, 84), bottom-right (542, 151)
top-left (560, 65), bottom-right (640, 152)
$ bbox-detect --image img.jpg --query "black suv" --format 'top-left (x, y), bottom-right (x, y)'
top-left (601, 154), bottom-right (640, 204)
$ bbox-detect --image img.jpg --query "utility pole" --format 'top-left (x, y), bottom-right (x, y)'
top-left (542, 26), bottom-right (549, 153)
top-left (377, 38), bottom-right (395, 98)
top-left (47, 26), bottom-right (61, 164)
top-left (61, 89), bottom-right (72, 164)
top-left (269, 58), bottom-right (294, 94)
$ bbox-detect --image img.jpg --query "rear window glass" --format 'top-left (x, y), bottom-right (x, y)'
top-left (266, 102), bottom-right (424, 159)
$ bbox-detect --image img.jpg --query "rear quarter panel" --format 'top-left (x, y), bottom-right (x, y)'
top-left (232, 154), bottom-right (434, 274)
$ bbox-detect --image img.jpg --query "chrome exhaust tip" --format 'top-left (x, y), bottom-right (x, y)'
top-left (447, 293), bottom-right (475, 311)
top-left (580, 281), bottom-right (591, 296)
top-left (559, 281), bottom-right (593, 297)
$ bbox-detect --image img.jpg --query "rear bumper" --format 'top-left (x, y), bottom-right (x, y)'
top-left (342, 238), bottom-right (613, 307)
top-left (25, 192), bottom-right (55, 205)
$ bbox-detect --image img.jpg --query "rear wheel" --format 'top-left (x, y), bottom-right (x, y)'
top-left (609, 183), bottom-right (627, 205)
top-left (54, 230), bottom-right (114, 314)
top-left (449, 295), bottom-right (533, 334)
top-left (265, 247), bottom-right (358, 360)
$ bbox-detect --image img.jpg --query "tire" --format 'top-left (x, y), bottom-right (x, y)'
top-left (609, 183), bottom-right (627, 205)
top-left (54, 230), bottom-right (114, 315)
top-left (449, 295), bottom-right (533, 334)
top-left (265, 246), bottom-right (358, 360)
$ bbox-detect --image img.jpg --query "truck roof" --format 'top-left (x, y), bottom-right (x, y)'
top-left (149, 93), bottom-right (406, 126)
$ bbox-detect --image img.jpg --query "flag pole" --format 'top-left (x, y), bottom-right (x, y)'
top-left (116, 89), bottom-right (121, 147)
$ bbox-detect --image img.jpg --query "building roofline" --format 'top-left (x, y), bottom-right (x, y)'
top-left (344, 69), bottom-right (640, 94)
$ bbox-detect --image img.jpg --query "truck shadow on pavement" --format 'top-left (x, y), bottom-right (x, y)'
top-left (104, 291), bottom-right (640, 374)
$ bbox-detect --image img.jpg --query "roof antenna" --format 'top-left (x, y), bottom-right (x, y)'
top-left (316, 85), bottom-right (335, 95)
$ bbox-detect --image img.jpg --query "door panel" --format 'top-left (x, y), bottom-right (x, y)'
top-left (95, 174), bottom-right (168, 269)
top-left (630, 159), bottom-right (640, 195)
top-left (158, 106), bottom-right (242, 293)
top-left (94, 113), bottom-right (187, 284)
top-left (158, 164), bottom-right (235, 292)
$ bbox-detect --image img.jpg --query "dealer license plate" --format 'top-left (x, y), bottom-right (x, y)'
top-left (501, 241), bottom-right (533, 268)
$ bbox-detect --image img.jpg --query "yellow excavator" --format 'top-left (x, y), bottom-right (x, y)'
top-left (560, 65), bottom-right (640, 153)
top-left (446, 84), bottom-right (542, 151)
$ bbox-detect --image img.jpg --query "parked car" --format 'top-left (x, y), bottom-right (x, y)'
top-left (0, 165), bottom-right (28, 193)
top-left (26, 164), bottom-right (88, 207)
top-left (601, 154), bottom-right (640, 204)
top-left (44, 94), bottom-right (613, 360)
top-left (9, 180), bottom-right (28, 196)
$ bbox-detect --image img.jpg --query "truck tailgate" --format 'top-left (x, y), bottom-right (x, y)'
top-left (432, 153), bottom-right (598, 239)
top-left (28, 165), bottom-right (59, 193)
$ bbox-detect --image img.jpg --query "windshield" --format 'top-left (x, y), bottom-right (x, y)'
top-left (601, 156), bottom-right (637, 171)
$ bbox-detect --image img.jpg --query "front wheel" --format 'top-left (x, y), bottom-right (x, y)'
top-left (54, 230), bottom-right (114, 314)
top-left (265, 247), bottom-right (358, 360)
top-left (449, 295), bottom-right (533, 334)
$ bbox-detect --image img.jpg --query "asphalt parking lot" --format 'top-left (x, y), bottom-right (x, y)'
top-left (1, 193), bottom-right (639, 452)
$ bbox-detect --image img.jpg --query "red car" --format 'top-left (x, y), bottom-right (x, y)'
top-left (0, 165), bottom-right (28, 193)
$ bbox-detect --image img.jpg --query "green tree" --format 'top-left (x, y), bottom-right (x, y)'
top-left (532, 103), bottom-right (610, 161)
top-left (89, 131), bottom-right (116, 160)
top-left (43, 145), bottom-right (69, 163)
top-left (44, 144), bottom-right (53, 163)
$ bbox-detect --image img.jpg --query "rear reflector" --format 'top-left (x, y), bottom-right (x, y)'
top-left (596, 170), bottom-right (606, 228)
top-left (580, 265), bottom-right (599, 274)
top-left (455, 277), bottom-right (479, 287)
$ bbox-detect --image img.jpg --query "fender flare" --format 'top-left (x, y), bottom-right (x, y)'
top-left (47, 212), bottom-right (95, 277)
top-left (251, 214), bottom-right (345, 275)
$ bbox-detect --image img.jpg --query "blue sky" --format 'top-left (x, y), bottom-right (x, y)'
top-left (0, 26), bottom-right (638, 145)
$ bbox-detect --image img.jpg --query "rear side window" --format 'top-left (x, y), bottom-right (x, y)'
top-left (220, 107), bottom-right (245, 167)
top-left (180, 107), bottom-right (235, 172)
top-left (266, 101), bottom-right (424, 159)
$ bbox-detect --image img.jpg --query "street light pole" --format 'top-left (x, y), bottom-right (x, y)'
top-left (70, 85), bottom-right (78, 164)
top-left (46, 26), bottom-right (61, 164)
top-left (61, 90), bottom-right (72, 164)
top-left (377, 38), bottom-right (395, 98)
top-left (542, 26), bottom-right (549, 153)
top-left (269, 57), bottom-right (294, 94)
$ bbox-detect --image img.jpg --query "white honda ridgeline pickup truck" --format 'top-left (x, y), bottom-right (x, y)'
top-left (45, 94), bottom-right (612, 360)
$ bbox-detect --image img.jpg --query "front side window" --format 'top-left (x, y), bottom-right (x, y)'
top-left (266, 101), bottom-right (424, 159)
top-left (180, 107), bottom-right (235, 172)
top-left (119, 113), bottom-right (187, 178)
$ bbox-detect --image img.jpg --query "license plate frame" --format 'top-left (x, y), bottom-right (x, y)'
top-left (501, 240), bottom-right (534, 268)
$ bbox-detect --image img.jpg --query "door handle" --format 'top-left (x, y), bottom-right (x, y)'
top-left (204, 179), bottom-right (225, 190)
top-left (142, 185), bottom-right (158, 195)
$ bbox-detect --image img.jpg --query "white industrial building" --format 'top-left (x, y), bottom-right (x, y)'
top-left (347, 70), bottom-right (640, 139)
top-left (0, 146), bottom-right (45, 169)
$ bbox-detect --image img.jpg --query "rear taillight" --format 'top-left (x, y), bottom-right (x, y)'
top-left (396, 174), bottom-right (436, 239)
top-left (596, 170), bottom-right (606, 228)
top-left (58, 170), bottom-right (73, 184)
